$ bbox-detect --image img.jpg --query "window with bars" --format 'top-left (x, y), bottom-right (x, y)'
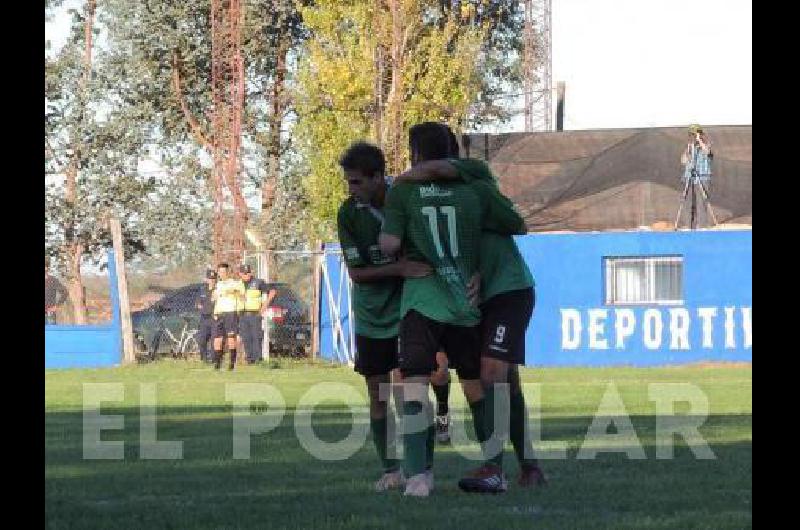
top-left (604, 256), bottom-right (684, 305)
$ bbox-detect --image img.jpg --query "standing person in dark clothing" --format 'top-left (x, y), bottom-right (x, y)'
top-left (196, 270), bottom-right (218, 363)
top-left (45, 261), bottom-right (68, 325)
top-left (238, 264), bottom-right (277, 364)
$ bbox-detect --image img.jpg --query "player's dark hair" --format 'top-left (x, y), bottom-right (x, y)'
top-left (443, 124), bottom-right (460, 157)
top-left (217, 263), bottom-right (229, 270)
top-left (409, 122), bottom-right (452, 162)
top-left (339, 142), bottom-right (386, 179)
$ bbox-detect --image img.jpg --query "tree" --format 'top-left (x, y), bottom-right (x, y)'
top-left (245, 1), bottom-right (307, 215)
top-left (46, 1), bottom-right (212, 322)
top-left (101, 0), bottom-right (309, 257)
top-left (294, 0), bottom-right (520, 239)
top-left (45, 0), bottom-right (106, 323)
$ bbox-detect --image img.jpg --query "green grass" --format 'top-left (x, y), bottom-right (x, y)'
top-left (45, 361), bottom-right (752, 529)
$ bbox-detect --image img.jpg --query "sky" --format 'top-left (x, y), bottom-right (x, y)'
top-left (548, 0), bottom-right (752, 130)
top-left (46, 0), bottom-right (752, 132)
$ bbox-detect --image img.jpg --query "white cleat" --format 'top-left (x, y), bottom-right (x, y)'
top-left (374, 469), bottom-right (406, 492)
top-left (403, 472), bottom-right (433, 497)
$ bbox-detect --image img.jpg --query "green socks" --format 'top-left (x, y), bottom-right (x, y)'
top-left (468, 397), bottom-right (488, 444)
top-left (370, 416), bottom-right (399, 473)
top-left (402, 400), bottom-right (430, 477)
top-left (509, 390), bottom-right (538, 466)
top-left (483, 384), bottom-right (509, 468)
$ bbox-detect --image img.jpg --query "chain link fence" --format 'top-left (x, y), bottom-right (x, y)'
top-left (118, 264), bottom-right (206, 361)
top-left (244, 250), bottom-right (319, 359)
top-left (46, 248), bottom-right (327, 364)
top-left (112, 251), bottom-right (320, 363)
top-left (46, 258), bottom-right (115, 326)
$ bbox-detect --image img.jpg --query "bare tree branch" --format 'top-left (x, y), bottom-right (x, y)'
top-left (171, 50), bottom-right (213, 152)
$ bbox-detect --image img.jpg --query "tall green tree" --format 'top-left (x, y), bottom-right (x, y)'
top-left (45, 1), bottom-right (215, 323)
top-left (45, 0), bottom-right (137, 323)
top-left (101, 0), bottom-right (309, 250)
top-left (294, 0), bottom-right (522, 239)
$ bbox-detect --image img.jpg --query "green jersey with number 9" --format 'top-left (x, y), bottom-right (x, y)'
top-left (382, 179), bottom-right (525, 326)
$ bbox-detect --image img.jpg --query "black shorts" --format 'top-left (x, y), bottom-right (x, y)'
top-left (398, 310), bottom-right (481, 380)
top-left (479, 287), bottom-right (535, 365)
top-left (354, 335), bottom-right (399, 377)
top-left (214, 312), bottom-right (240, 338)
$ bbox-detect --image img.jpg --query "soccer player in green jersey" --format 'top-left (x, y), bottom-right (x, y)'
top-left (336, 142), bottom-right (434, 492)
top-left (379, 122), bottom-right (527, 497)
top-left (394, 126), bottom-right (547, 493)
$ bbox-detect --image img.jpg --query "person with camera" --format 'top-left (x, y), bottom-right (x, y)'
top-left (681, 124), bottom-right (713, 181)
top-left (676, 123), bottom-right (717, 229)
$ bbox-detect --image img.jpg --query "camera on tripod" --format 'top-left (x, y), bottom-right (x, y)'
top-left (675, 124), bottom-right (717, 229)
top-left (681, 125), bottom-right (711, 181)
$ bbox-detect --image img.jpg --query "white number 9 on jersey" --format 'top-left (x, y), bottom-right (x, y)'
top-left (494, 325), bottom-right (507, 344)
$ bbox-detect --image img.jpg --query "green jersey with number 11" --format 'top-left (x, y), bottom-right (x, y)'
top-left (382, 179), bottom-right (525, 326)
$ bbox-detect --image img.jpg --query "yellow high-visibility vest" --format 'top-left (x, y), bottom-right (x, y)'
top-left (213, 279), bottom-right (245, 314)
top-left (244, 281), bottom-right (265, 311)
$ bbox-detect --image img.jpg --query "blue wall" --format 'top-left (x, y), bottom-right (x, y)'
top-left (45, 250), bottom-right (123, 369)
top-left (517, 230), bottom-right (751, 366)
top-left (319, 230), bottom-right (752, 367)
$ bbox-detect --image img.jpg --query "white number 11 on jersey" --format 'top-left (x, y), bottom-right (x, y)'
top-left (421, 205), bottom-right (459, 258)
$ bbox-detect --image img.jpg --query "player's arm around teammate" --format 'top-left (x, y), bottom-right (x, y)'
top-left (337, 142), bottom-right (433, 493)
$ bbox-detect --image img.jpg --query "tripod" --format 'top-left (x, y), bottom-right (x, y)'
top-left (674, 146), bottom-right (718, 230)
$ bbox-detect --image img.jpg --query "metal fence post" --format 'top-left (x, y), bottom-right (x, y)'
top-left (311, 242), bottom-right (322, 359)
top-left (263, 250), bottom-right (271, 362)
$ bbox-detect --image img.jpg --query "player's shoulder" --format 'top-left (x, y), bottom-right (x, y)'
top-left (469, 178), bottom-right (495, 193)
top-left (452, 157), bottom-right (496, 184)
top-left (338, 196), bottom-right (358, 218)
top-left (452, 156), bottom-right (490, 170)
top-left (339, 197), bottom-right (367, 229)
top-left (384, 181), bottom-right (416, 204)
top-left (387, 181), bottom-right (416, 193)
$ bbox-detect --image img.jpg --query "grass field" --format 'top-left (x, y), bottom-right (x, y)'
top-left (45, 361), bottom-right (752, 529)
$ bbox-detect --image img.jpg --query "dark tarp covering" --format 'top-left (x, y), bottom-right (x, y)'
top-left (462, 125), bottom-right (751, 231)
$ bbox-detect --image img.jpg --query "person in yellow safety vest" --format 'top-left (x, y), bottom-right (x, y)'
top-left (211, 263), bottom-right (246, 370)
top-left (238, 264), bottom-right (278, 364)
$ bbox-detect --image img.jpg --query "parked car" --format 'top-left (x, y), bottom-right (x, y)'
top-left (131, 284), bottom-right (204, 361)
top-left (262, 282), bottom-right (312, 357)
top-left (131, 282), bottom-right (311, 362)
